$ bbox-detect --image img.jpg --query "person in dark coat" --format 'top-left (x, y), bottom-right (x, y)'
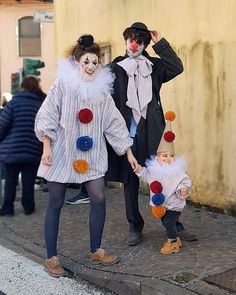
top-left (0, 95), bottom-right (9, 184)
top-left (105, 22), bottom-right (197, 245)
top-left (0, 76), bottom-right (45, 216)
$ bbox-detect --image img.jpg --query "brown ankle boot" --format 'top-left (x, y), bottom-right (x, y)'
top-left (90, 248), bottom-right (120, 265)
top-left (160, 240), bottom-right (180, 255)
top-left (44, 256), bottom-right (66, 277)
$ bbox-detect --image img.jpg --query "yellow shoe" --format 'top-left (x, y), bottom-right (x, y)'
top-left (44, 256), bottom-right (66, 277)
top-left (160, 240), bottom-right (180, 255)
top-left (90, 248), bottom-right (120, 265)
top-left (177, 237), bottom-right (182, 247)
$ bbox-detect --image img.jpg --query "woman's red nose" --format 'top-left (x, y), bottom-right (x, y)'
top-left (130, 42), bottom-right (139, 51)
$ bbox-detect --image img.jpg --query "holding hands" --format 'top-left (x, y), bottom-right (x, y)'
top-left (126, 148), bottom-right (142, 173)
top-left (126, 148), bottom-right (139, 172)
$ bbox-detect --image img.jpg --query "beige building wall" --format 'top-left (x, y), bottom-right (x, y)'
top-left (0, 3), bottom-right (55, 94)
top-left (55, 0), bottom-right (236, 212)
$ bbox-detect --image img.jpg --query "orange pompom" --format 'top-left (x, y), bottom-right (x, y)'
top-left (165, 111), bottom-right (176, 121)
top-left (151, 205), bottom-right (166, 218)
top-left (73, 159), bottom-right (89, 174)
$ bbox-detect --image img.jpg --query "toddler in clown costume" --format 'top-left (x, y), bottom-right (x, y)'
top-left (134, 111), bottom-right (191, 254)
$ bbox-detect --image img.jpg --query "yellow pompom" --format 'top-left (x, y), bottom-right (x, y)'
top-left (151, 205), bottom-right (166, 218)
top-left (165, 111), bottom-right (176, 121)
top-left (73, 159), bottom-right (89, 174)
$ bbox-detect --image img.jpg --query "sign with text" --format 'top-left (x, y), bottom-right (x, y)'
top-left (34, 10), bottom-right (53, 23)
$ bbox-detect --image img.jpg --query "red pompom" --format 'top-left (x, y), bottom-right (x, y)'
top-left (164, 131), bottom-right (175, 142)
top-left (78, 108), bottom-right (93, 123)
top-left (149, 181), bottom-right (163, 193)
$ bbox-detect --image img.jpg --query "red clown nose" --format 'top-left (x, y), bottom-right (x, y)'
top-left (130, 41), bottom-right (139, 51)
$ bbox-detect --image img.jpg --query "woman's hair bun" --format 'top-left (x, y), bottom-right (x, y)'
top-left (78, 34), bottom-right (94, 48)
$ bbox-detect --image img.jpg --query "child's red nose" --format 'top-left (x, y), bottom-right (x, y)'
top-left (130, 42), bottom-right (139, 51)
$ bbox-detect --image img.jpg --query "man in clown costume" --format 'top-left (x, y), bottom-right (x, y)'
top-left (106, 22), bottom-right (197, 246)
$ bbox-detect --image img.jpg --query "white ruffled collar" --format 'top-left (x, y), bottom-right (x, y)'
top-left (57, 56), bottom-right (115, 100)
top-left (145, 155), bottom-right (188, 178)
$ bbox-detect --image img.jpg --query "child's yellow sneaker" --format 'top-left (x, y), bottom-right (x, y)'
top-left (160, 240), bottom-right (180, 255)
top-left (177, 237), bottom-right (182, 247)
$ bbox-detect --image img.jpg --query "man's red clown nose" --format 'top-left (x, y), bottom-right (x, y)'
top-left (130, 41), bottom-right (139, 51)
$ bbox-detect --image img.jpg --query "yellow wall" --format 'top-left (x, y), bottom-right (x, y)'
top-left (0, 4), bottom-right (55, 94)
top-left (55, 0), bottom-right (236, 212)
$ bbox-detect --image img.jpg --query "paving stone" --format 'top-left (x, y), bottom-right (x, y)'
top-left (204, 267), bottom-right (236, 293)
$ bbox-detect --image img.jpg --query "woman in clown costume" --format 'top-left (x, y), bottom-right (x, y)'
top-left (35, 34), bottom-right (137, 277)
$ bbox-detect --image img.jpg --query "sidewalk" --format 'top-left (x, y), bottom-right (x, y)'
top-left (0, 187), bottom-right (235, 295)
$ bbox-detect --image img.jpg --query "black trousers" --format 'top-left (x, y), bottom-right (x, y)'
top-left (124, 168), bottom-right (144, 232)
top-left (124, 136), bottom-right (144, 232)
top-left (3, 162), bottom-right (39, 212)
top-left (161, 210), bottom-right (182, 240)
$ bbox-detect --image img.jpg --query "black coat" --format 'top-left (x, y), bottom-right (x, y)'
top-left (0, 91), bottom-right (44, 164)
top-left (105, 38), bottom-right (184, 183)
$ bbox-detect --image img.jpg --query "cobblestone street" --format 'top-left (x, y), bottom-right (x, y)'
top-left (0, 187), bottom-right (235, 294)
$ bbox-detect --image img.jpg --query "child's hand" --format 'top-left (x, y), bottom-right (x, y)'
top-left (179, 187), bottom-right (189, 197)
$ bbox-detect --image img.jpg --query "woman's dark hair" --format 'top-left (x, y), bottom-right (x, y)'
top-left (65, 34), bottom-right (101, 62)
top-left (20, 76), bottom-right (46, 100)
top-left (20, 76), bottom-right (41, 93)
top-left (123, 28), bottom-right (151, 47)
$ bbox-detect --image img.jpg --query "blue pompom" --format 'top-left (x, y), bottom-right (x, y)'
top-left (152, 193), bottom-right (165, 205)
top-left (76, 136), bottom-right (93, 151)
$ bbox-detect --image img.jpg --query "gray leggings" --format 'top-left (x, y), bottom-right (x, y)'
top-left (45, 178), bottom-right (105, 258)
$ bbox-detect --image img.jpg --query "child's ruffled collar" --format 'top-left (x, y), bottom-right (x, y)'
top-left (145, 155), bottom-right (188, 177)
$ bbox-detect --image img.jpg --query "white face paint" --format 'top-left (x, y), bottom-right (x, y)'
top-left (126, 39), bottom-right (145, 57)
top-left (79, 53), bottom-right (99, 76)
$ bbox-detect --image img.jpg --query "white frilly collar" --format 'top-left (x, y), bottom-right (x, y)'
top-left (57, 57), bottom-right (115, 100)
top-left (145, 155), bottom-right (188, 177)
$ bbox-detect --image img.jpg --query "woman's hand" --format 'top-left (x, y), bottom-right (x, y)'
top-left (126, 148), bottom-right (138, 171)
top-left (41, 137), bottom-right (52, 166)
top-left (41, 149), bottom-right (52, 166)
top-left (134, 163), bottom-right (142, 174)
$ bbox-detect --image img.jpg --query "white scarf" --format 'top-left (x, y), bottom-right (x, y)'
top-left (118, 55), bottom-right (153, 124)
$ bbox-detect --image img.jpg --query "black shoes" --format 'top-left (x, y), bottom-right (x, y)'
top-left (178, 230), bottom-right (198, 241)
top-left (24, 208), bottom-right (35, 215)
top-left (126, 230), bottom-right (197, 245)
top-left (127, 231), bottom-right (142, 246)
top-left (0, 207), bottom-right (14, 217)
top-left (0, 207), bottom-right (35, 216)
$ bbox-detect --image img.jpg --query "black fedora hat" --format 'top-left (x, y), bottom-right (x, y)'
top-left (123, 22), bottom-right (150, 35)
